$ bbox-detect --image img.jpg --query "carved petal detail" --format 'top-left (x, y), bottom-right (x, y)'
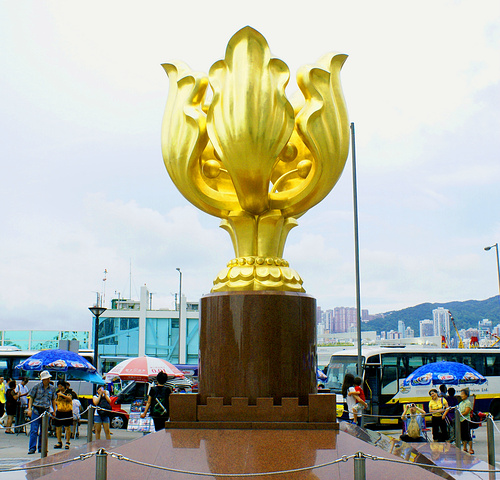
top-left (207, 27), bottom-right (295, 215)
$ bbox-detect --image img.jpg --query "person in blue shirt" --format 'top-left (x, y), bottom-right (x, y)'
top-left (27, 371), bottom-right (56, 454)
top-left (400, 403), bottom-right (427, 442)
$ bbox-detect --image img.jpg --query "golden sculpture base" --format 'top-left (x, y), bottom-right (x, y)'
top-left (212, 256), bottom-right (304, 292)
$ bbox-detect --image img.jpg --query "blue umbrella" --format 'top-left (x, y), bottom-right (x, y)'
top-left (15, 349), bottom-right (105, 384)
top-left (402, 361), bottom-right (486, 387)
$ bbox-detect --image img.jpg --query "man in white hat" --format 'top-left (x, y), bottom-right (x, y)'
top-left (27, 371), bottom-right (56, 454)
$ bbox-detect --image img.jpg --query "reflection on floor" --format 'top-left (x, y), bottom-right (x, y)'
top-left (13, 423), bottom-right (495, 480)
top-left (340, 422), bottom-right (495, 480)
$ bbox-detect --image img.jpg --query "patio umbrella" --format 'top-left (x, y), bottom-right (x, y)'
top-left (402, 361), bottom-right (486, 387)
top-left (104, 356), bottom-right (184, 382)
top-left (15, 348), bottom-right (105, 384)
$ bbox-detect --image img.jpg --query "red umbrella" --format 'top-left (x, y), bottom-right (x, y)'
top-left (104, 356), bottom-right (184, 382)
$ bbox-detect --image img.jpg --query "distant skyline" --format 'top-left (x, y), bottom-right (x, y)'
top-left (1, 1), bottom-right (499, 332)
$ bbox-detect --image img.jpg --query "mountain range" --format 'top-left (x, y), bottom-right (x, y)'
top-left (363, 295), bottom-right (500, 334)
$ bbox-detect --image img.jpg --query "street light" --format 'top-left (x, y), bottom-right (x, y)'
top-left (89, 306), bottom-right (106, 375)
top-left (484, 243), bottom-right (500, 304)
top-left (176, 268), bottom-right (182, 311)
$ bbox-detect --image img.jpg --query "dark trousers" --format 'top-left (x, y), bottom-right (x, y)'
top-left (431, 415), bottom-right (448, 442)
top-left (400, 434), bottom-right (426, 442)
top-left (152, 416), bottom-right (168, 432)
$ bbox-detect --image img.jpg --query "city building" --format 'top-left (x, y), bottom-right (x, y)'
top-left (478, 319), bottom-right (493, 339)
top-left (433, 307), bottom-right (451, 342)
top-left (94, 285), bottom-right (199, 373)
top-left (419, 319), bottom-right (434, 337)
top-left (405, 326), bottom-right (415, 338)
top-left (398, 320), bottom-right (406, 338)
top-left (0, 330), bottom-right (90, 350)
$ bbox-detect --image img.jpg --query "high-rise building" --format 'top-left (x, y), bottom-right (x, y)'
top-left (478, 319), bottom-right (493, 339)
top-left (325, 309), bottom-right (334, 333)
top-left (333, 307), bottom-right (358, 333)
top-left (419, 319), bottom-right (434, 337)
top-left (433, 307), bottom-right (451, 342)
top-left (405, 326), bottom-right (415, 338)
top-left (398, 320), bottom-right (406, 338)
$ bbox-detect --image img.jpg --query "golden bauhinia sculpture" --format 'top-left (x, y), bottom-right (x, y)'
top-left (161, 26), bottom-right (349, 292)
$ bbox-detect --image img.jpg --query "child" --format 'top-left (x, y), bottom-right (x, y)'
top-left (70, 390), bottom-right (81, 439)
top-left (351, 377), bottom-right (368, 424)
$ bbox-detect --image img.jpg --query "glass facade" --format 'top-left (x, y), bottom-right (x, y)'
top-left (0, 330), bottom-right (90, 350)
top-left (145, 317), bottom-right (179, 360)
top-left (97, 317), bottom-right (140, 357)
top-left (96, 314), bottom-right (199, 369)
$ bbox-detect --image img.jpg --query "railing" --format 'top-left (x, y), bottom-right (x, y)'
top-left (2, 406), bottom-right (498, 479)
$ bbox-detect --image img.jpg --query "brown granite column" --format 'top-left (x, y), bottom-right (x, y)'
top-left (199, 291), bottom-right (317, 405)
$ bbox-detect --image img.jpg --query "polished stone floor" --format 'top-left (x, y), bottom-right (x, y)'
top-left (2, 422), bottom-right (497, 479)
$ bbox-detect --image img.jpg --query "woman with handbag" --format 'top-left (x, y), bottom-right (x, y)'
top-left (458, 388), bottom-right (473, 454)
top-left (428, 389), bottom-right (449, 442)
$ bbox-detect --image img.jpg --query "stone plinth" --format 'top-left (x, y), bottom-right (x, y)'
top-left (199, 291), bottom-right (317, 405)
top-left (169, 393), bottom-right (337, 428)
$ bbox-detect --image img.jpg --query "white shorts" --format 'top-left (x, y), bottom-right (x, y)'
top-left (353, 403), bottom-right (365, 414)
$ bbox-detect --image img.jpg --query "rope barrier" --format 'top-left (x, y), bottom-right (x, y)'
top-left (4, 410), bottom-right (51, 430)
top-left (108, 451), bottom-right (354, 477)
top-left (1, 447), bottom-right (499, 476)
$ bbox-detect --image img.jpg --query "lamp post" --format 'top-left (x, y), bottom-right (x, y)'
top-left (176, 267), bottom-right (182, 311)
top-left (484, 243), bottom-right (500, 305)
top-left (89, 306), bottom-right (106, 386)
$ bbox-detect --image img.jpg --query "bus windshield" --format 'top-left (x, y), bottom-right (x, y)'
top-left (325, 356), bottom-right (362, 392)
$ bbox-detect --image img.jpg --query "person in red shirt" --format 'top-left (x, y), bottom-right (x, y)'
top-left (352, 377), bottom-right (367, 423)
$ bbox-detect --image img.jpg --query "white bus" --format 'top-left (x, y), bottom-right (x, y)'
top-left (324, 346), bottom-right (500, 424)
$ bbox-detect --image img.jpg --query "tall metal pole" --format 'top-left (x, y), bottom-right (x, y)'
top-left (484, 243), bottom-right (500, 309)
top-left (176, 268), bottom-right (182, 311)
top-left (89, 305), bottom-right (106, 395)
top-left (351, 122), bottom-right (363, 377)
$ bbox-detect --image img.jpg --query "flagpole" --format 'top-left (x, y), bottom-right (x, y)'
top-left (351, 122), bottom-right (363, 378)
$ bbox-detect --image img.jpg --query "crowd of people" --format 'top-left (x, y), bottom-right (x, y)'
top-left (1, 369), bottom-right (173, 454)
top-left (1, 372), bottom-right (83, 454)
top-left (340, 373), bottom-right (478, 453)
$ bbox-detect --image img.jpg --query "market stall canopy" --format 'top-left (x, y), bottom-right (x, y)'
top-left (104, 356), bottom-right (184, 382)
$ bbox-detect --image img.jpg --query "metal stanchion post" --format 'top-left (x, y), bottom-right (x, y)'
top-left (40, 412), bottom-right (49, 458)
top-left (454, 410), bottom-right (461, 448)
top-left (95, 448), bottom-right (108, 480)
top-left (87, 406), bottom-right (94, 443)
top-left (353, 452), bottom-right (366, 480)
top-left (486, 415), bottom-right (495, 468)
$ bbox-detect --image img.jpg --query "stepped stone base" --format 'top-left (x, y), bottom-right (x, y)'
top-left (169, 393), bottom-right (338, 429)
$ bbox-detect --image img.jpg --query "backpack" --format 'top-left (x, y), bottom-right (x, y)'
top-left (151, 385), bottom-right (170, 417)
top-left (406, 416), bottom-right (421, 438)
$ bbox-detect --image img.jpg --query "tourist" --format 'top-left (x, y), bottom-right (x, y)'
top-left (27, 371), bottom-right (56, 454)
top-left (400, 403), bottom-right (426, 442)
top-left (458, 388), bottom-right (474, 454)
top-left (4, 380), bottom-right (19, 434)
top-left (428, 388), bottom-right (449, 442)
top-left (141, 371), bottom-right (172, 431)
top-left (445, 387), bottom-right (458, 442)
top-left (93, 385), bottom-right (112, 439)
top-left (53, 381), bottom-right (73, 449)
top-left (0, 377), bottom-right (5, 418)
top-left (341, 373), bottom-right (365, 425)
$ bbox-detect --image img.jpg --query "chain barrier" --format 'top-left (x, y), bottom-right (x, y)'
top-left (1, 447), bottom-right (499, 476)
top-left (107, 451), bottom-right (355, 477)
top-left (2, 410), bottom-right (50, 430)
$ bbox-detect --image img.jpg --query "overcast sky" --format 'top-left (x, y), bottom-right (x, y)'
top-left (1, 1), bottom-right (499, 332)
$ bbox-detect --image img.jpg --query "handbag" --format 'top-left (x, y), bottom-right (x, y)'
top-left (469, 410), bottom-right (480, 429)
